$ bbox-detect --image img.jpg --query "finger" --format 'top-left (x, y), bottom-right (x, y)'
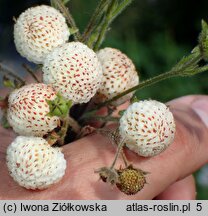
top-left (155, 175), bottom-right (196, 200)
top-left (167, 95), bottom-right (200, 106)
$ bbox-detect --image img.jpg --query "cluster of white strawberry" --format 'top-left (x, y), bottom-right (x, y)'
top-left (5, 4), bottom-right (141, 190)
top-left (4, 4), bottom-right (176, 191)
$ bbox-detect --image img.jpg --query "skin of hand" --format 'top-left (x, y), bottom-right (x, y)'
top-left (0, 94), bottom-right (207, 200)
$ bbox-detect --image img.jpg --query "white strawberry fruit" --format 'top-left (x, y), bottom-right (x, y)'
top-left (6, 136), bottom-right (66, 190)
top-left (14, 5), bottom-right (70, 64)
top-left (42, 42), bottom-right (103, 104)
top-left (7, 83), bottom-right (60, 137)
top-left (119, 100), bottom-right (175, 157)
top-left (96, 47), bottom-right (139, 105)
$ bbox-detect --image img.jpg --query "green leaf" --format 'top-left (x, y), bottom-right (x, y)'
top-left (171, 46), bottom-right (201, 75)
top-left (69, 27), bottom-right (79, 35)
top-left (199, 19), bottom-right (208, 61)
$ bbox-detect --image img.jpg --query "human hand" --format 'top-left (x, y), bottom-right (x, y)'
top-left (0, 95), bottom-right (207, 200)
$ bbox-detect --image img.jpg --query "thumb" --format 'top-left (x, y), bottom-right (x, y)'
top-left (168, 94), bottom-right (208, 173)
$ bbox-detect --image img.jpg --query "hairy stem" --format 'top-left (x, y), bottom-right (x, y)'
top-left (0, 64), bottom-right (25, 86)
top-left (22, 64), bottom-right (40, 83)
top-left (93, 0), bottom-right (134, 51)
top-left (51, 0), bottom-right (81, 41)
top-left (67, 116), bottom-right (81, 133)
top-left (93, 52), bottom-right (203, 109)
top-left (121, 150), bottom-right (129, 167)
top-left (111, 0), bottom-right (133, 20)
top-left (96, 70), bottom-right (180, 108)
top-left (84, 115), bottom-right (119, 123)
top-left (59, 116), bottom-right (81, 145)
top-left (58, 117), bottom-right (69, 146)
top-left (110, 139), bottom-right (125, 169)
top-left (82, 0), bottom-right (110, 43)
top-left (93, 0), bottom-right (117, 51)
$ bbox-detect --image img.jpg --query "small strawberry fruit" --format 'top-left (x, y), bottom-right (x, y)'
top-left (14, 5), bottom-right (70, 64)
top-left (95, 47), bottom-right (139, 105)
top-left (7, 83), bottom-right (60, 137)
top-left (6, 136), bottom-right (66, 190)
top-left (116, 165), bottom-right (147, 195)
top-left (119, 100), bottom-right (175, 157)
top-left (43, 42), bottom-right (103, 104)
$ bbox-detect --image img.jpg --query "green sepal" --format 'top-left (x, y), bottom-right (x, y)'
top-left (69, 27), bottom-right (79, 35)
top-left (130, 96), bottom-right (139, 103)
top-left (46, 93), bottom-right (72, 118)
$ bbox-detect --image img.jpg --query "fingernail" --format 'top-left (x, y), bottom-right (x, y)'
top-left (192, 99), bottom-right (208, 127)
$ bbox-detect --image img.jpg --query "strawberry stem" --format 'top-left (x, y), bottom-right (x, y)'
top-left (66, 116), bottom-right (81, 133)
top-left (0, 64), bottom-right (25, 87)
top-left (81, 0), bottom-right (111, 44)
top-left (121, 150), bottom-right (129, 167)
top-left (22, 64), bottom-right (40, 83)
top-left (83, 0), bottom-right (134, 51)
top-left (83, 115), bottom-right (119, 123)
top-left (93, 0), bottom-right (118, 51)
top-left (58, 116), bottom-right (81, 145)
top-left (110, 138), bottom-right (126, 169)
top-left (92, 46), bottom-right (206, 109)
top-left (50, 0), bottom-right (81, 41)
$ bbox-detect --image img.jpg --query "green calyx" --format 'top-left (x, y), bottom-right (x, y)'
top-left (46, 93), bottom-right (72, 118)
top-left (130, 96), bottom-right (139, 104)
top-left (199, 19), bottom-right (208, 61)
